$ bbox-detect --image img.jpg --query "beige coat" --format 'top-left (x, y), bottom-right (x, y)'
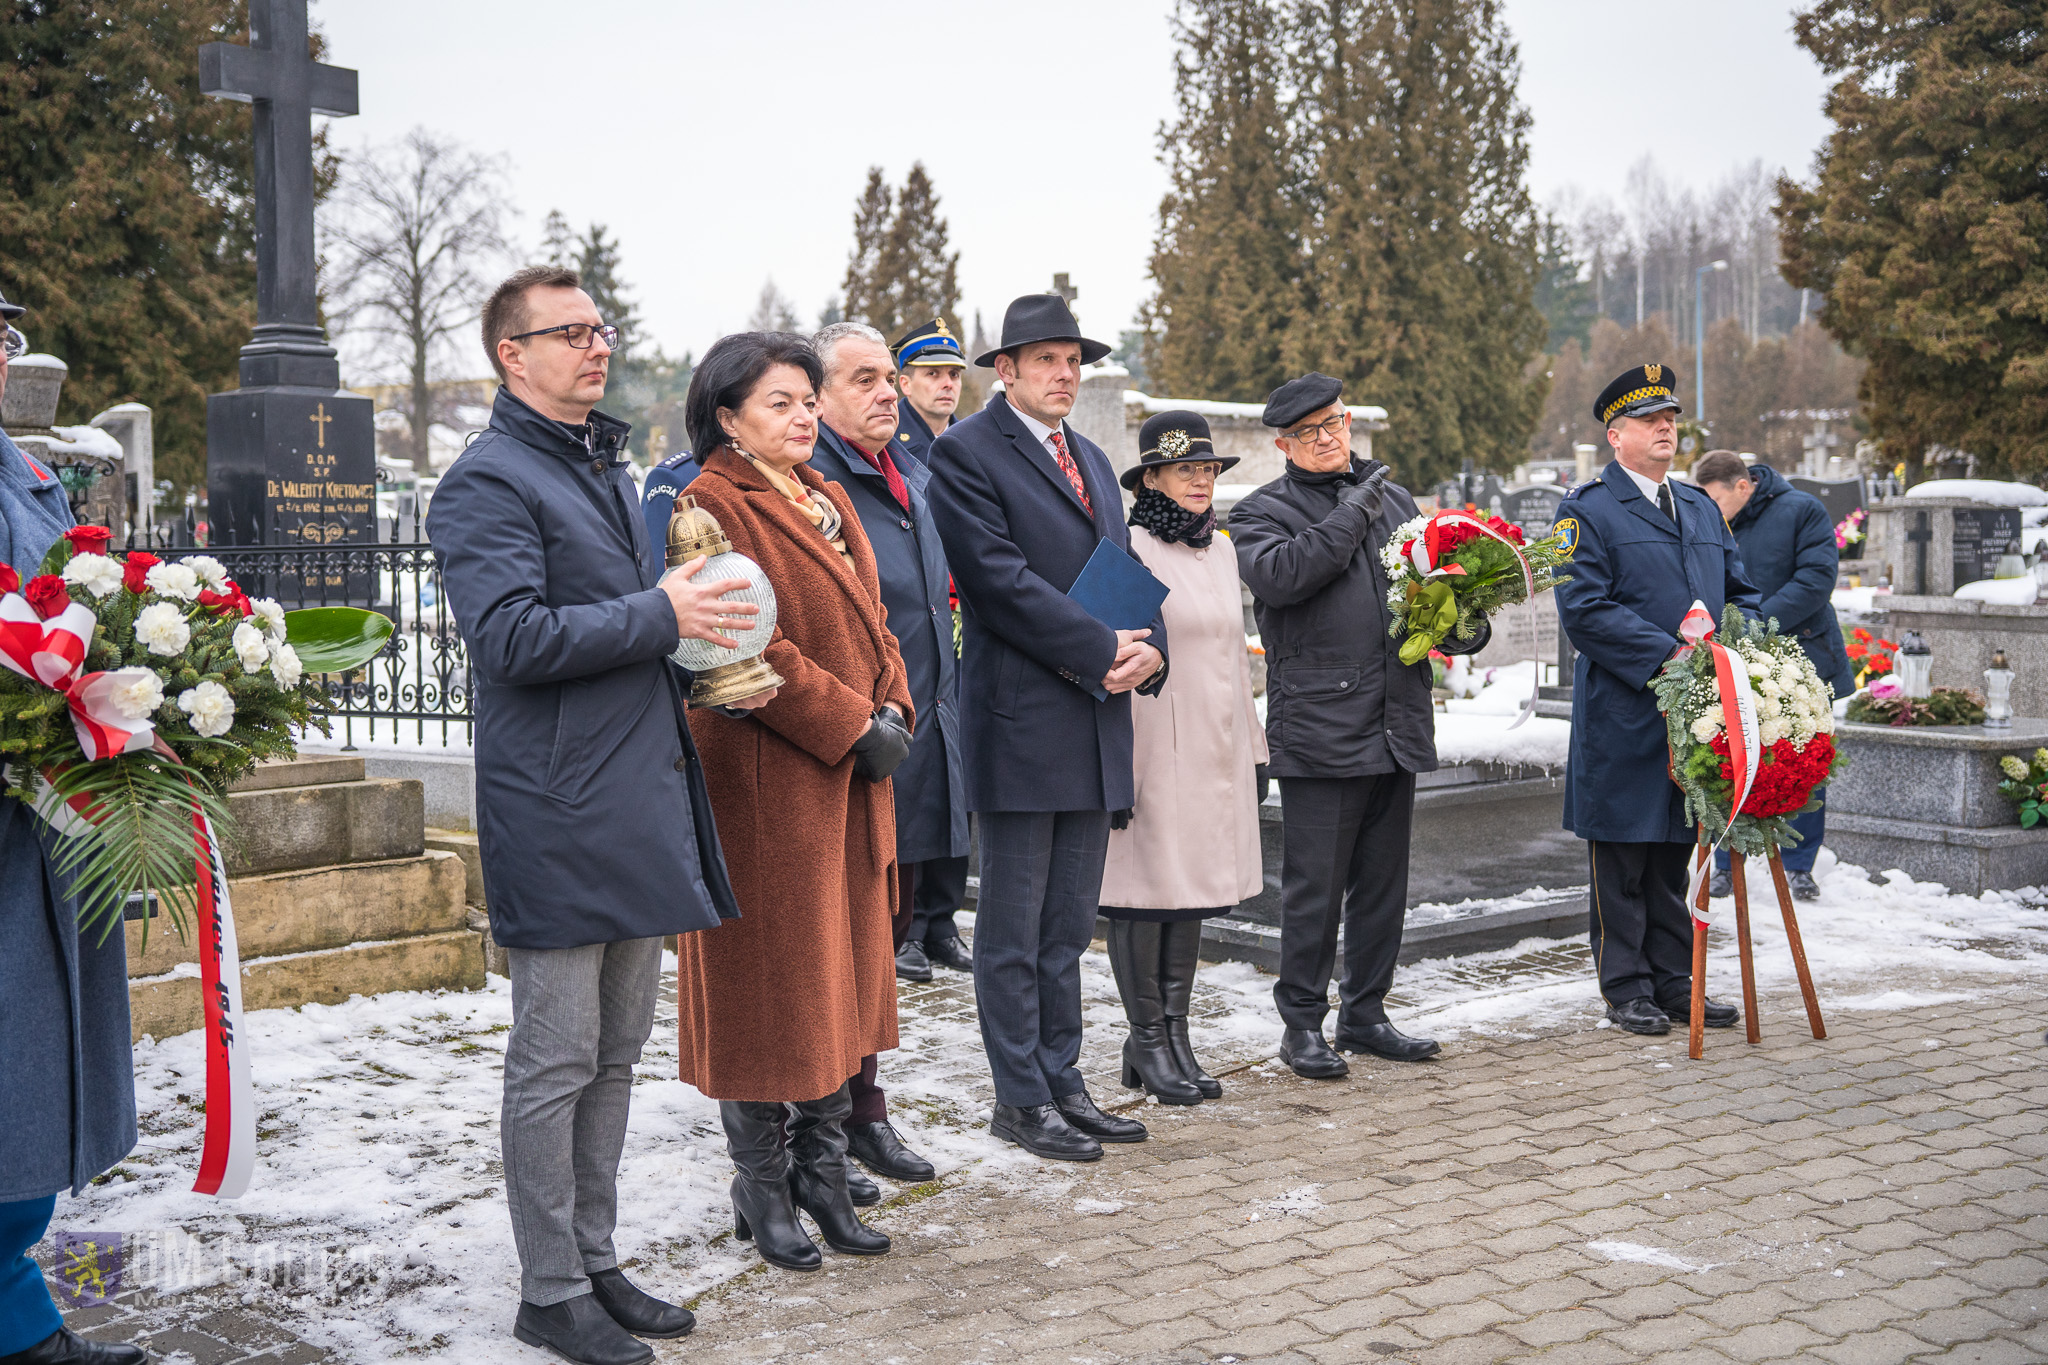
top-left (1100, 526), bottom-right (1270, 911)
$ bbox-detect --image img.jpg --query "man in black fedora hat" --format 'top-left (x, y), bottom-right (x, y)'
top-left (926, 293), bottom-right (1168, 1161)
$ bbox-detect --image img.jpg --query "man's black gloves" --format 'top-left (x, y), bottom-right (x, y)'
top-left (1336, 460), bottom-right (1391, 520)
top-left (850, 708), bottom-right (912, 782)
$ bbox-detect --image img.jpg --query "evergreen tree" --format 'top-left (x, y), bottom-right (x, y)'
top-left (841, 169), bottom-right (893, 330)
top-left (1533, 212), bottom-right (1592, 352)
top-left (747, 279), bottom-right (803, 334)
top-left (574, 224), bottom-right (639, 354)
top-left (539, 209), bottom-right (576, 268)
top-left (1777, 0), bottom-right (2048, 479)
top-left (1144, 0), bottom-right (1301, 402)
top-left (0, 0), bottom-right (266, 496)
top-left (1285, 0), bottom-right (1547, 485)
top-left (841, 163), bottom-right (962, 340)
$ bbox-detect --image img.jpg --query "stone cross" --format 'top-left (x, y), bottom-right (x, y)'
top-left (1051, 273), bottom-right (1078, 311)
top-left (200, 0), bottom-right (358, 385)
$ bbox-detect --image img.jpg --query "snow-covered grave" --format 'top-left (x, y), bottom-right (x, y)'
top-left (51, 861), bottom-right (2048, 1362)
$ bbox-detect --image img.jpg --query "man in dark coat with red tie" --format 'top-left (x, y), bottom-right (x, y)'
top-left (926, 294), bottom-right (1168, 1162)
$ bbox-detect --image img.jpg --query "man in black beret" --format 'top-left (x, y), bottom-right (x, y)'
top-left (1230, 373), bottom-right (1487, 1079)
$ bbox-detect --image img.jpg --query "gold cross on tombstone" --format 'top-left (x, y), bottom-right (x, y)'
top-left (309, 402), bottom-right (332, 449)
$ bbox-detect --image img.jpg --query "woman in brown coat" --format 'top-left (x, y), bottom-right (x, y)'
top-left (675, 333), bottom-right (915, 1271)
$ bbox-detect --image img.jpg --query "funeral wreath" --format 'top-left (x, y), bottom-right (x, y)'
top-left (1380, 507), bottom-right (1572, 665)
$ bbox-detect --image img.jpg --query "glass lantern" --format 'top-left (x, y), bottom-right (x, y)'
top-left (662, 495), bottom-right (785, 707)
top-left (1995, 538), bottom-right (2029, 580)
top-left (1984, 647), bottom-right (2015, 729)
top-left (1894, 630), bottom-right (1934, 699)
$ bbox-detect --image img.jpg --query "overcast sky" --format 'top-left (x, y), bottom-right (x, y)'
top-left (314, 0), bottom-right (1834, 375)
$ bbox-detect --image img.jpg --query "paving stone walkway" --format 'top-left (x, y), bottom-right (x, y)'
top-left (674, 986), bottom-right (2048, 1365)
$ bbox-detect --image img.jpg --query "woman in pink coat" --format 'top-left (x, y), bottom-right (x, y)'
top-left (1099, 412), bottom-right (1269, 1105)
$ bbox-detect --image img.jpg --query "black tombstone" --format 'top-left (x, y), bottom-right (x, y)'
top-left (1951, 507), bottom-right (2023, 590)
top-left (1785, 475), bottom-right (1865, 530)
top-left (1498, 485), bottom-right (1564, 539)
top-left (200, 0), bottom-right (373, 599)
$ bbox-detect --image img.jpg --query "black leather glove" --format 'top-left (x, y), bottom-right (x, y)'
top-left (1336, 462), bottom-right (1391, 520)
top-left (849, 708), bottom-right (912, 782)
top-left (1110, 808), bottom-right (1133, 831)
top-left (1255, 764), bottom-right (1271, 805)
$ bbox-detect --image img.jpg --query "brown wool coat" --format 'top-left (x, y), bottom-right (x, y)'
top-left (677, 448), bottom-right (915, 1102)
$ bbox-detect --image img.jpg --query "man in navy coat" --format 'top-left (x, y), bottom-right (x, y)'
top-left (889, 317), bottom-right (967, 466)
top-left (808, 320), bottom-right (965, 1188)
top-left (1693, 452), bottom-right (1855, 901)
top-left (927, 294), bottom-right (1167, 1162)
top-left (1554, 365), bottom-right (1761, 1039)
top-left (429, 266), bottom-right (771, 1364)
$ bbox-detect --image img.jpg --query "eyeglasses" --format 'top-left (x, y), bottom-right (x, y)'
top-left (507, 321), bottom-right (621, 351)
top-left (2, 326), bottom-right (25, 360)
top-left (1283, 414), bottom-right (1347, 444)
top-left (1160, 461), bottom-right (1224, 480)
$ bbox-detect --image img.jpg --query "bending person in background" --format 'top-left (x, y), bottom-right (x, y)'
top-left (1099, 412), bottom-right (1267, 1106)
top-left (0, 288), bottom-right (152, 1365)
top-left (1693, 450), bottom-right (1853, 902)
top-left (676, 333), bottom-right (911, 1271)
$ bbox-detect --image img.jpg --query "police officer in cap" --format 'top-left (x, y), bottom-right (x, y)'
top-left (1553, 365), bottom-right (1761, 1037)
top-left (891, 318), bottom-right (968, 466)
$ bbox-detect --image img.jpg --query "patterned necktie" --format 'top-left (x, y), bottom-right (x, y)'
top-left (1657, 482), bottom-right (1675, 523)
top-left (1047, 429), bottom-right (1093, 515)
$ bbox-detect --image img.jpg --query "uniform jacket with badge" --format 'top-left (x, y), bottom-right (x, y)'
top-left (1554, 461), bottom-right (1762, 843)
top-left (427, 388), bottom-right (740, 950)
top-left (1728, 463), bottom-right (1854, 698)
top-left (809, 421), bottom-right (967, 865)
top-left (1230, 460), bottom-right (1486, 780)
top-left (926, 394), bottom-right (1168, 813)
top-left (892, 402), bottom-right (946, 467)
top-left (0, 428), bottom-right (138, 1200)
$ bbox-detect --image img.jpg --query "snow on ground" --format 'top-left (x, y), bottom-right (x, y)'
top-left (1436, 660), bottom-right (1571, 767)
top-left (50, 861), bottom-right (2048, 1361)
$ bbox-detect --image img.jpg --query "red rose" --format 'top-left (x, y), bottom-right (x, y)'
top-left (23, 574), bottom-right (72, 619)
top-left (0, 564), bottom-right (17, 595)
top-left (122, 550), bottom-right (161, 594)
top-left (61, 525), bottom-right (113, 556)
top-left (199, 586), bottom-right (252, 618)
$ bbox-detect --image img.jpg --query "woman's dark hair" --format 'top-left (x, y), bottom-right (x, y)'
top-left (684, 332), bottom-right (824, 459)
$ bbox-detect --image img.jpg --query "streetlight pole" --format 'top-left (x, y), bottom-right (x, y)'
top-left (1695, 259), bottom-right (1728, 426)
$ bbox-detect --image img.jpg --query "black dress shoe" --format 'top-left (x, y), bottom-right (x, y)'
top-left (1278, 1028), bottom-right (1349, 1079)
top-left (1335, 1021), bottom-right (1441, 1062)
top-left (0, 1328), bottom-right (148, 1365)
top-left (588, 1268), bottom-right (695, 1339)
top-left (1606, 997), bottom-right (1673, 1036)
top-left (895, 940), bottom-right (932, 982)
top-left (1787, 869), bottom-right (1821, 901)
top-left (513, 1294), bottom-right (654, 1365)
top-left (923, 934), bottom-right (974, 972)
top-left (1053, 1087), bottom-right (1148, 1143)
top-left (1709, 868), bottom-right (1733, 898)
top-left (990, 1103), bottom-right (1102, 1161)
top-left (847, 1119), bottom-right (937, 1182)
top-left (846, 1163), bottom-right (880, 1206)
top-left (1660, 996), bottom-right (1740, 1029)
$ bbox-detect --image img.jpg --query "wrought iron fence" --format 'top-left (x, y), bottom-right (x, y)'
top-left (124, 508), bottom-right (472, 749)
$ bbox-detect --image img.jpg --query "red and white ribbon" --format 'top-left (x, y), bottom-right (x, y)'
top-left (1409, 511), bottom-right (1541, 730)
top-left (191, 801), bottom-right (255, 1198)
top-left (1677, 601), bottom-right (1761, 923)
top-left (0, 592), bottom-right (161, 759)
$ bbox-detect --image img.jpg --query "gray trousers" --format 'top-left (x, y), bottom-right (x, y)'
top-left (501, 936), bottom-right (663, 1306)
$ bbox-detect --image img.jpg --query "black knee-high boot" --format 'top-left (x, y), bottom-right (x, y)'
top-left (786, 1083), bottom-right (890, 1255)
top-left (1107, 919), bottom-right (1203, 1105)
top-left (722, 1100), bottom-right (821, 1270)
top-left (1161, 919), bottom-right (1222, 1099)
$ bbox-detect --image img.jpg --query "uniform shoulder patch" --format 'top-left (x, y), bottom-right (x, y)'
top-left (1554, 517), bottom-right (1580, 557)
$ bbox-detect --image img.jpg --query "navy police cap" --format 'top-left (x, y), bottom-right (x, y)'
top-left (1594, 363), bottom-right (1683, 425)
top-left (891, 318), bottom-right (968, 370)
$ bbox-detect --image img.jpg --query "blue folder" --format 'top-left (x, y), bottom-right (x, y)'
top-left (1067, 538), bottom-right (1170, 700)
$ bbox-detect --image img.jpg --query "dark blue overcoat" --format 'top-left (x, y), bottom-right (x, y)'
top-left (891, 403), bottom-right (945, 466)
top-left (641, 451), bottom-right (702, 553)
top-left (427, 389), bottom-right (740, 949)
top-left (1554, 461), bottom-right (1761, 843)
top-left (0, 429), bottom-right (138, 1200)
top-left (808, 423), bottom-right (967, 865)
top-left (926, 395), bottom-right (1168, 813)
top-left (1730, 464), bottom-right (1855, 698)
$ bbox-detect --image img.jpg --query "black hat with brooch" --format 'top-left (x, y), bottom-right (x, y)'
top-left (1594, 363), bottom-right (1683, 425)
top-left (1120, 410), bottom-right (1239, 490)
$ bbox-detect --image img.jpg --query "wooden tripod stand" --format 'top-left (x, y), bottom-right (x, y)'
top-left (1687, 847), bottom-right (1828, 1060)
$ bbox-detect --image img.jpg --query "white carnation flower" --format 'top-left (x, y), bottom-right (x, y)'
top-left (61, 552), bottom-right (123, 599)
top-left (133, 602), bottom-right (191, 657)
top-left (106, 668), bottom-right (164, 720)
top-left (1746, 656), bottom-right (1771, 679)
top-left (270, 643), bottom-right (303, 688)
top-left (1760, 719), bottom-right (1787, 745)
top-left (144, 561), bottom-right (201, 601)
top-left (1759, 695), bottom-right (1782, 719)
top-left (183, 555), bottom-right (230, 590)
top-left (1690, 713), bottom-right (1722, 743)
top-left (1757, 677), bottom-right (1782, 697)
top-left (251, 597), bottom-right (287, 642)
top-left (232, 620), bottom-right (271, 671)
top-left (177, 679), bottom-right (235, 737)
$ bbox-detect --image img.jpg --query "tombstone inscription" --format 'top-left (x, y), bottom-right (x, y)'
top-left (1498, 485), bottom-right (1563, 538)
top-left (199, 0), bottom-right (375, 582)
top-left (1952, 507), bottom-right (2023, 589)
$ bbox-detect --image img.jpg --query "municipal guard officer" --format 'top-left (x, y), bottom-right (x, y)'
top-left (887, 318), bottom-right (974, 971)
top-left (1554, 365), bottom-right (1761, 1037)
